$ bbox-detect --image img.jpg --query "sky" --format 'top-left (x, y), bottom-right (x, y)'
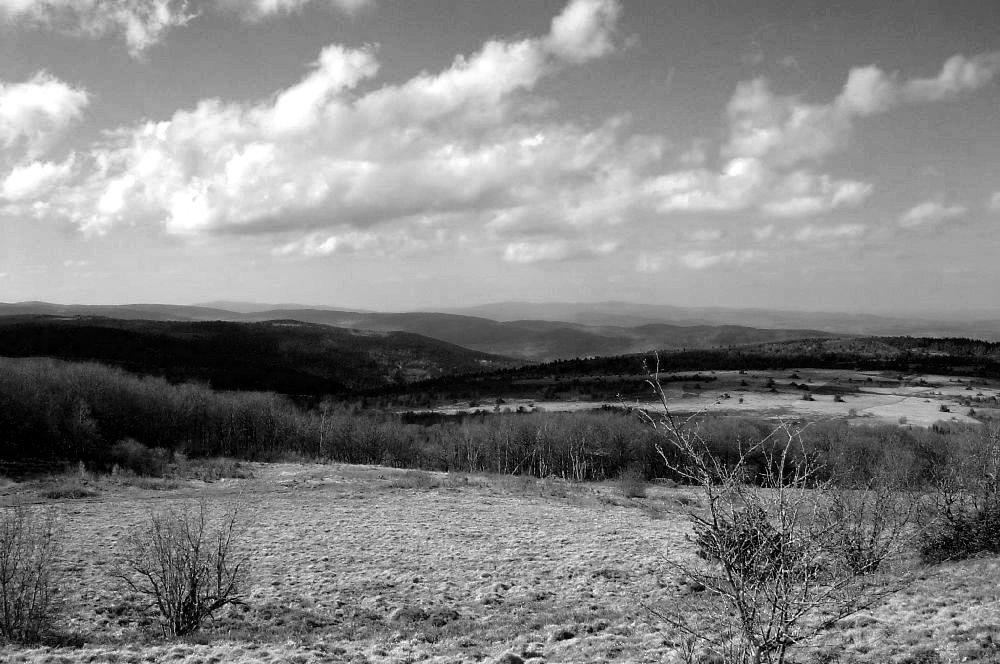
top-left (1, 0), bottom-right (999, 315)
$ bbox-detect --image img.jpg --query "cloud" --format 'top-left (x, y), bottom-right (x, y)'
top-left (680, 249), bottom-right (763, 270)
top-left (644, 51), bottom-right (998, 221)
top-left (502, 238), bottom-right (618, 264)
top-left (792, 223), bottom-right (867, 243)
top-left (1, 154), bottom-right (75, 201)
top-left (898, 200), bottom-right (968, 229)
top-left (0, 0), bottom-right (194, 57)
top-left (216, 0), bottom-right (371, 21)
top-left (688, 228), bottom-right (723, 242)
top-left (545, 0), bottom-right (621, 64)
top-left (49, 0), bottom-right (629, 242)
top-left (0, 72), bottom-right (88, 161)
top-left (990, 192), bottom-right (1000, 211)
top-left (273, 227), bottom-right (445, 257)
top-left (759, 172), bottom-right (872, 218)
top-left (726, 52), bottom-right (1000, 168)
top-left (644, 158), bottom-right (871, 217)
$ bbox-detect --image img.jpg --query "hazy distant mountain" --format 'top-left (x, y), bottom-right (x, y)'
top-left (442, 301), bottom-right (1000, 341)
top-left (235, 309), bottom-right (840, 360)
top-left (196, 301), bottom-right (372, 314)
top-left (6, 300), bottom-right (995, 361)
top-left (0, 302), bottom-right (235, 321)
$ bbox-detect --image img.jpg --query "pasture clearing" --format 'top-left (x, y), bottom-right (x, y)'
top-left (423, 369), bottom-right (1000, 427)
top-left (0, 464), bottom-right (997, 663)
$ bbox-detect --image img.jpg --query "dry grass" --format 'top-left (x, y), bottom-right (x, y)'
top-left (0, 462), bottom-right (995, 663)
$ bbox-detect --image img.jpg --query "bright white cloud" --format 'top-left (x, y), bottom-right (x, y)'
top-left (545, 0), bottom-right (621, 64)
top-left (0, 0), bottom-right (194, 57)
top-left (898, 200), bottom-right (968, 229)
top-left (51, 0), bottom-right (629, 242)
top-left (645, 158), bottom-right (871, 217)
top-left (1, 154), bottom-right (75, 201)
top-left (0, 72), bottom-right (88, 160)
top-left (18, 0), bottom-right (1000, 273)
top-left (217, 0), bottom-right (371, 21)
top-left (647, 52), bottom-right (999, 222)
top-left (726, 52), bottom-right (1000, 168)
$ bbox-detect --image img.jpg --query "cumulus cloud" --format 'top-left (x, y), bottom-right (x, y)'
top-left (545, 0), bottom-right (621, 64)
top-left (17, 0), bottom-right (1000, 269)
top-left (726, 52), bottom-right (1000, 168)
top-left (0, 0), bottom-right (194, 57)
top-left (0, 72), bottom-right (88, 160)
top-left (216, 0), bottom-right (370, 21)
top-left (644, 158), bottom-right (871, 217)
top-left (49, 0), bottom-right (630, 243)
top-left (1, 154), bottom-right (75, 201)
top-left (898, 200), bottom-right (968, 229)
top-left (644, 51), bottom-right (998, 222)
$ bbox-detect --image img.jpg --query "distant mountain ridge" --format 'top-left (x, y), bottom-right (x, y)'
top-left (4, 300), bottom-right (996, 361)
top-left (440, 300), bottom-right (1000, 341)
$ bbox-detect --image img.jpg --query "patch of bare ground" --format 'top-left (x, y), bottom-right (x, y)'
top-left (1, 463), bottom-right (997, 663)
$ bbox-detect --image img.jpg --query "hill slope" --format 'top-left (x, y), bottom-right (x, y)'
top-left (0, 316), bottom-right (510, 395)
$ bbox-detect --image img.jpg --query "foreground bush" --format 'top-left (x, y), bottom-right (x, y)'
top-left (112, 499), bottom-right (251, 636)
top-left (920, 426), bottom-right (1000, 563)
top-left (639, 361), bottom-right (915, 664)
top-left (0, 505), bottom-right (60, 643)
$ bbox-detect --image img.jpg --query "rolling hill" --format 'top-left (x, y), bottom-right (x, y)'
top-left (0, 316), bottom-right (510, 395)
top-left (0, 302), bottom-right (848, 360)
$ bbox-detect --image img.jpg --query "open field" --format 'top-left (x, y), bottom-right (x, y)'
top-left (420, 369), bottom-right (1000, 427)
top-left (2, 464), bottom-right (998, 664)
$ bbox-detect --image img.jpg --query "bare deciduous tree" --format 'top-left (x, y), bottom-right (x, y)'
top-left (637, 357), bottom-right (915, 664)
top-left (112, 498), bottom-right (251, 637)
top-left (0, 505), bottom-right (60, 643)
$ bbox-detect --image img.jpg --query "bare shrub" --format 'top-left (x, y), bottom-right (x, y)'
top-left (109, 439), bottom-right (170, 477)
top-left (38, 480), bottom-right (99, 500)
top-left (637, 356), bottom-right (915, 664)
top-left (112, 498), bottom-right (252, 636)
top-left (387, 469), bottom-right (440, 489)
top-left (921, 426), bottom-right (1000, 563)
top-left (617, 468), bottom-right (647, 498)
top-left (0, 505), bottom-right (60, 643)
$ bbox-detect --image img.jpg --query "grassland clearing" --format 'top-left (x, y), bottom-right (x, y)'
top-left (420, 369), bottom-right (1000, 428)
top-left (0, 463), bottom-right (997, 663)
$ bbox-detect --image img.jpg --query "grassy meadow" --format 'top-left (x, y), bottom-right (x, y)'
top-left (0, 464), bottom-right (997, 664)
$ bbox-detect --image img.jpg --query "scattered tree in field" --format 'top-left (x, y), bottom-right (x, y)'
top-left (638, 356), bottom-right (915, 664)
top-left (0, 505), bottom-right (60, 643)
top-left (112, 498), bottom-right (252, 636)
